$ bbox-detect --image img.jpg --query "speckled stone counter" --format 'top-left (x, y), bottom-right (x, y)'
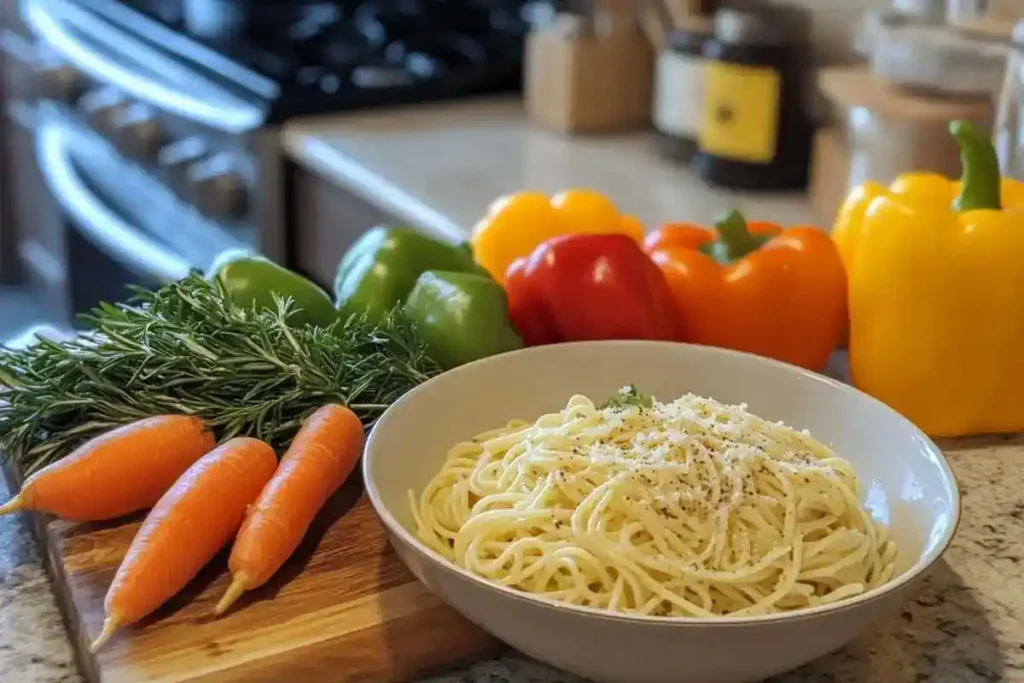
top-left (2, 435), bottom-right (1022, 683)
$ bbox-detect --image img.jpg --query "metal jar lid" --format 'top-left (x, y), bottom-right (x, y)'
top-left (713, 6), bottom-right (809, 46)
top-left (666, 16), bottom-right (713, 55)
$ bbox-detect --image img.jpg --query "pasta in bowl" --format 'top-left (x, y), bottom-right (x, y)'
top-left (364, 342), bottom-right (959, 683)
top-left (410, 390), bottom-right (897, 618)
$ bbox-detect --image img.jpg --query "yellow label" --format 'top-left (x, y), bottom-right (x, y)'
top-left (699, 62), bottom-right (781, 164)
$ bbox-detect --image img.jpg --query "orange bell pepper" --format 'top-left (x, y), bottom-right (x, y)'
top-left (644, 211), bottom-right (847, 371)
top-left (470, 189), bottom-right (644, 284)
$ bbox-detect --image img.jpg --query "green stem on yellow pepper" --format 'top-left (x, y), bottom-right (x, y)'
top-left (951, 120), bottom-right (1001, 212)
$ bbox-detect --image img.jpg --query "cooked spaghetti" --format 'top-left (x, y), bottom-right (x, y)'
top-left (410, 389), bottom-right (897, 618)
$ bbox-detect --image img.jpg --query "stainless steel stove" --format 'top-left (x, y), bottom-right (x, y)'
top-left (2, 0), bottom-right (530, 325)
top-left (77, 0), bottom-right (529, 122)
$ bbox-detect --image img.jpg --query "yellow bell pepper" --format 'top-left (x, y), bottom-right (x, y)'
top-left (470, 189), bottom-right (645, 283)
top-left (833, 120), bottom-right (1024, 437)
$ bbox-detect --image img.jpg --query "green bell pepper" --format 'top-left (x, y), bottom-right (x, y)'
top-left (403, 270), bottom-right (524, 369)
top-left (207, 250), bottom-right (338, 328)
top-left (334, 226), bottom-right (490, 325)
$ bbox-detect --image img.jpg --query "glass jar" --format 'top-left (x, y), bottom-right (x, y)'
top-left (652, 20), bottom-right (713, 163)
top-left (995, 21), bottom-right (1024, 179)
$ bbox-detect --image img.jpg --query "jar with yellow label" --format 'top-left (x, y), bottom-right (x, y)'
top-left (693, 7), bottom-right (813, 191)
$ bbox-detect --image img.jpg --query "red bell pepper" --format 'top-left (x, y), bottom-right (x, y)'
top-left (504, 233), bottom-right (683, 345)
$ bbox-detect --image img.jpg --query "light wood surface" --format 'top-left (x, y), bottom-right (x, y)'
top-left (819, 66), bottom-right (994, 122)
top-left (3, 465), bottom-right (501, 683)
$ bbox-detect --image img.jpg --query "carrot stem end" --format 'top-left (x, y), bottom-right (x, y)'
top-left (214, 574), bottom-right (249, 616)
top-left (0, 494), bottom-right (24, 517)
top-left (90, 616), bottom-right (119, 653)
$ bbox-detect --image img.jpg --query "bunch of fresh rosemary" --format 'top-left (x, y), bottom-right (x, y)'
top-left (0, 273), bottom-right (440, 473)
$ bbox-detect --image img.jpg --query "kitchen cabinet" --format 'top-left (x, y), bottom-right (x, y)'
top-left (291, 163), bottom-right (397, 290)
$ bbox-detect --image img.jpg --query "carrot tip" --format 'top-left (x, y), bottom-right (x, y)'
top-left (214, 574), bottom-right (249, 617)
top-left (0, 494), bottom-right (24, 517)
top-left (90, 617), bottom-right (119, 654)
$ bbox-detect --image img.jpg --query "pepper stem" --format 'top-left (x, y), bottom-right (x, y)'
top-left (715, 210), bottom-right (762, 261)
top-left (951, 120), bottom-right (1001, 212)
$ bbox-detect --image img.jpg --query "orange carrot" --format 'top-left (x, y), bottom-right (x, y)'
top-left (0, 415), bottom-right (215, 522)
top-left (214, 404), bottom-right (364, 616)
top-left (90, 437), bottom-right (277, 652)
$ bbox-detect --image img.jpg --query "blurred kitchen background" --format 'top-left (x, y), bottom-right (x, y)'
top-left (1, 0), bottom-right (1023, 338)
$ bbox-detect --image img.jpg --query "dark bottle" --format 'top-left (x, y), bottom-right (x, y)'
top-left (693, 7), bottom-right (813, 191)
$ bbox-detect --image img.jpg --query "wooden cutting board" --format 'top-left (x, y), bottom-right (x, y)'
top-left (3, 465), bottom-right (502, 683)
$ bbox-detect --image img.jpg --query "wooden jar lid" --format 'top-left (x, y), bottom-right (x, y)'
top-left (819, 66), bottom-right (993, 122)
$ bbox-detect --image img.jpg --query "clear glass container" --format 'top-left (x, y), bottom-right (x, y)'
top-left (994, 21), bottom-right (1024, 179)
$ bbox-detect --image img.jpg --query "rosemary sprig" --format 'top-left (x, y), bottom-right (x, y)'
top-left (0, 273), bottom-right (440, 473)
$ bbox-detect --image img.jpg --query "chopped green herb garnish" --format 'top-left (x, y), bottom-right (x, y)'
top-left (601, 384), bottom-right (653, 411)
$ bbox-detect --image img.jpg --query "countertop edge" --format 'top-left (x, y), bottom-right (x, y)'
top-left (283, 132), bottom-right (468, 243)
top-left (281, 98), bottom-right (817, 243)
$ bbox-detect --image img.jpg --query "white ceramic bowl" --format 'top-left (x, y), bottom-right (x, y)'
top-left (364, 342), bottom-right (960, 683)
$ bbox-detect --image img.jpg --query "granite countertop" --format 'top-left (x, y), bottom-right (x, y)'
top-left (3, 435), bottom-right (1022, 683)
